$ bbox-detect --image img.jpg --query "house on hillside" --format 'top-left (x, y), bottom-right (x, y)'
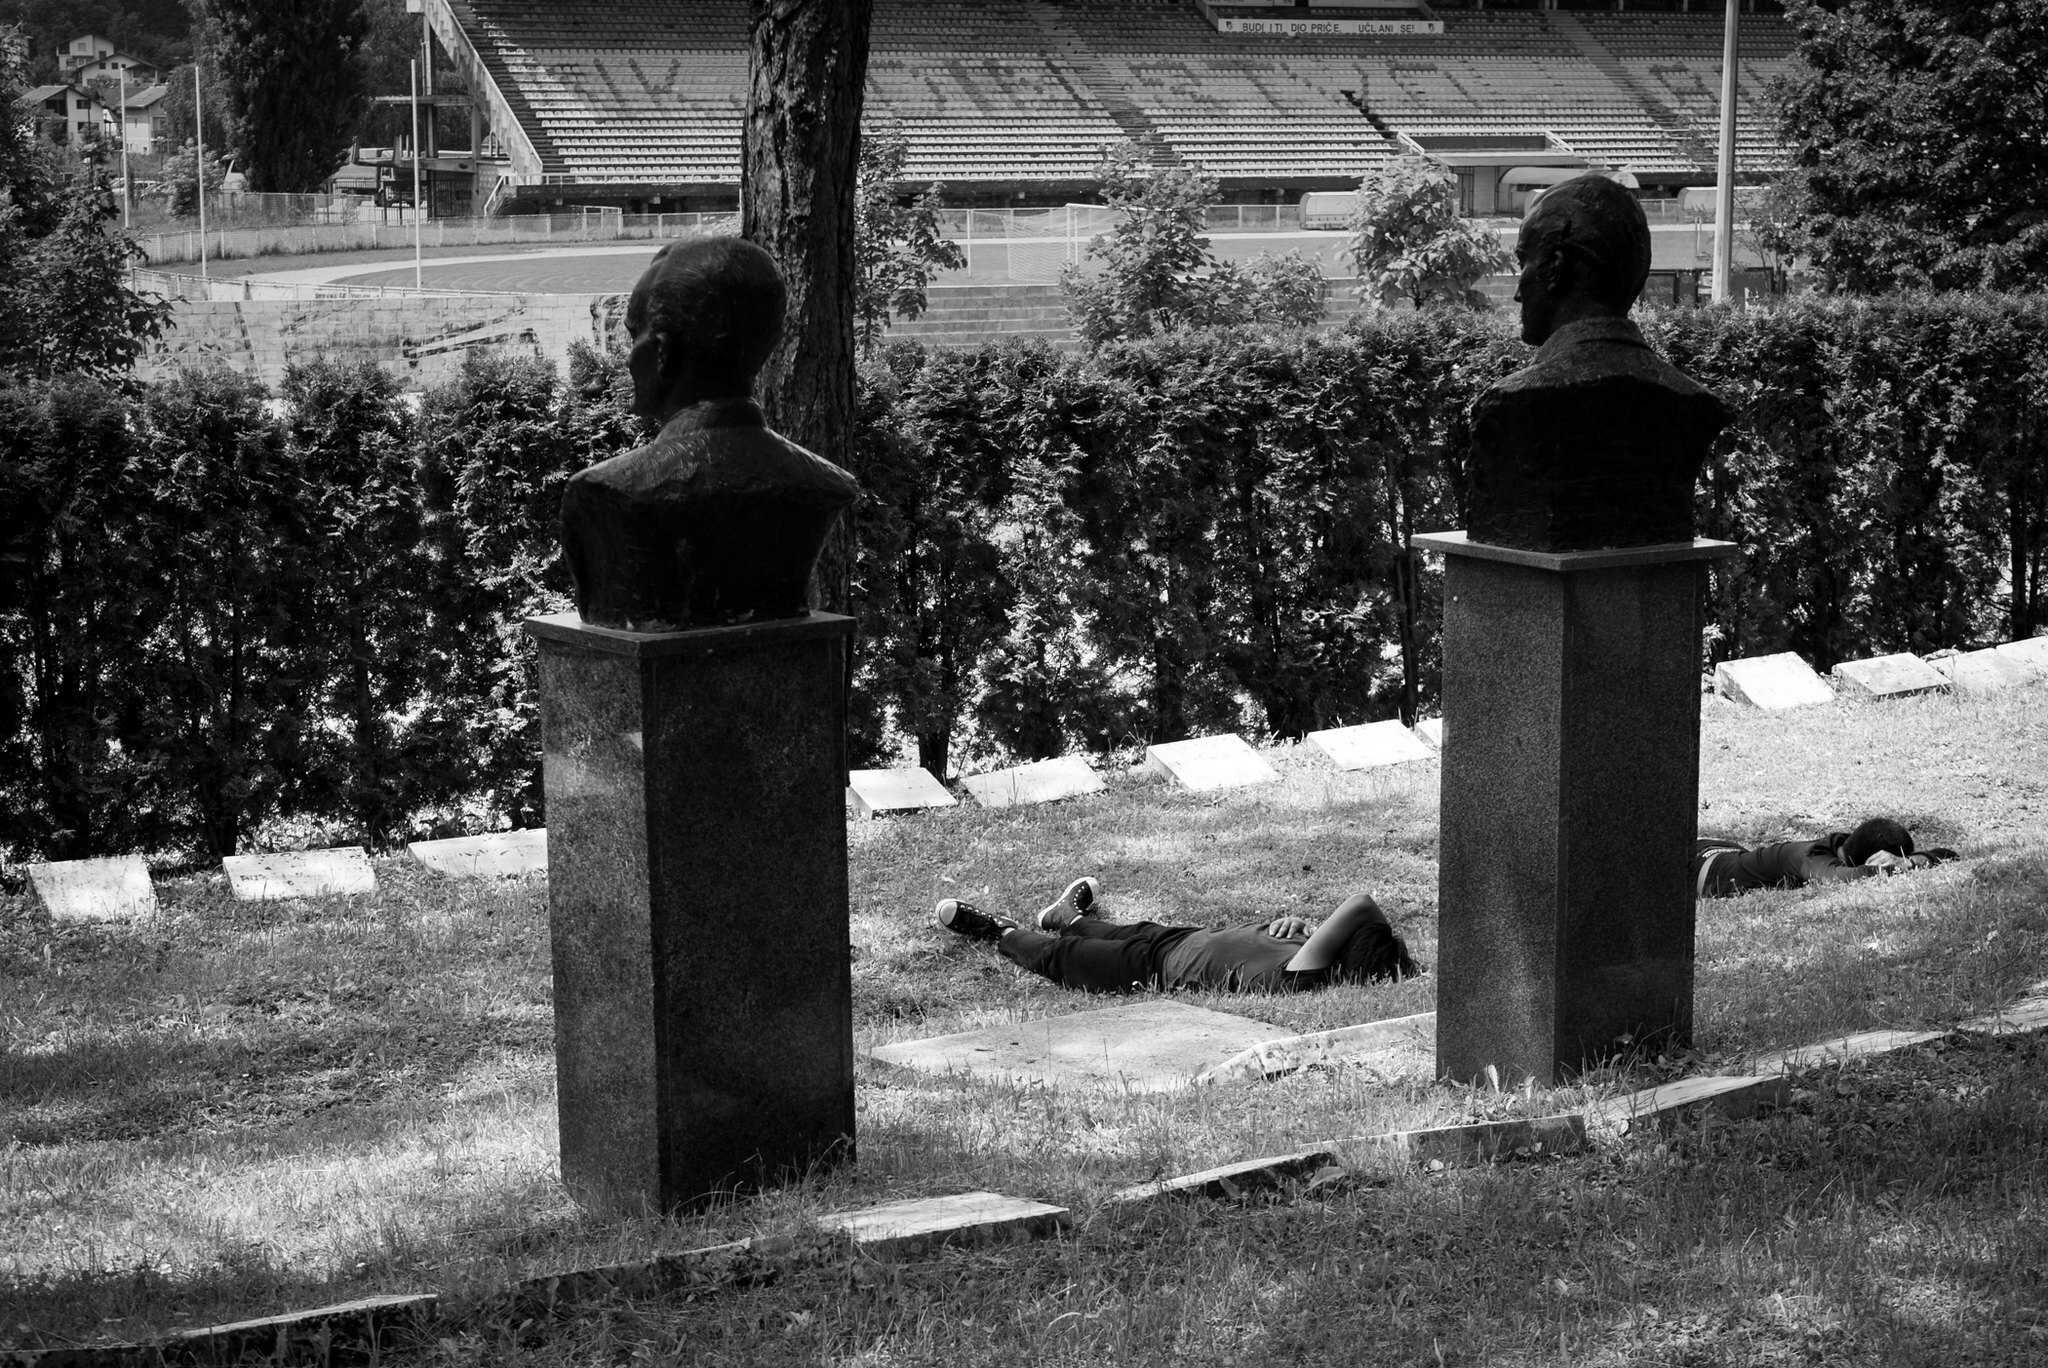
top-left (57, 33), bottom-right (162, 86)
top-left (18, 83), bottom-right (114, 148)
top-left (119, 83), bottom-right (172, 154)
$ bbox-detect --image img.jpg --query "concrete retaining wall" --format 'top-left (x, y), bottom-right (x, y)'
top-left (141, 279), bottom-right (1384, 389)
top-left (141, 294), bottom-right (625, 389)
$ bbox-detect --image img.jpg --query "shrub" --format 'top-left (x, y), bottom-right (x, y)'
top-left (4, 294), bottom-right (2046, 856)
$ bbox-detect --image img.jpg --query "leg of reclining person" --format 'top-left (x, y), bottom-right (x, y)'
top-left (999, 920), bottom-right (1196, 993)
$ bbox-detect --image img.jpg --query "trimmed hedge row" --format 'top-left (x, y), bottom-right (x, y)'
top-left (852, 296), bottom-right (2048, 778)
top-left (3, 295), bottom-right (2044, 861)
top-left (0, 349), bottom-right (639, 861)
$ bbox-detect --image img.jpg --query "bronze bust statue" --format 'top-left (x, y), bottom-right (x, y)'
top-left (1466, 174), bottom-right (1730, 552)
top-left (559, 238), bottom-right (860, 631)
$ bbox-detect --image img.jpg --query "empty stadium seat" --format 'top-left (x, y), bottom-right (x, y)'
top-left (441, 0), bottom-right (1795, 189)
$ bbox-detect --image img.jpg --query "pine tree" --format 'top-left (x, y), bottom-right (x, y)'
top-left (203, 0), bottom-right (370, 194)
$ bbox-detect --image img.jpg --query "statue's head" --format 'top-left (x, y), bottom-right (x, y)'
top-left (624, 237), bottom-right (786, 420)
top-left (1513, 175), bottom-right (1651, 346)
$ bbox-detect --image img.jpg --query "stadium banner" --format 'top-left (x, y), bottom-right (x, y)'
top-left (1212, 16), bottom-right (1444, 35)
top-left (1219, 0), bottom-right (1427, 8)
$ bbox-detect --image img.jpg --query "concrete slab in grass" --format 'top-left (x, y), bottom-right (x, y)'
top-left (1415, 718), bottom-right (1443, 749)
top-left (222, 847), bottom-right (376, 901)
top-left (847, 767), bottom-right (956, 819)
top-left (961, 755), bottom-right (1105, 810)
top-left (821, 1190), bottom-right (1070, 1260)
top-left (1832, 651), bottom-right (1950, 700)
top-left (1960, 993), bottom-right (2048, 1036)
top-left (1327, 1114), bottom-right (1586, 1169)
top-left (1110, 1150), bottom-right (1334, 1205)
top-left (1144, 734), bottom-right (1278, 793)
top-left (1714, 653), bottom-right (1834, 710)
top-left (1588, 1074), bottom-right (1791, 1135)
top-left (869, 999), bottom-right (1292, 1093)
top-left (1305, 720), bottom-right (1435, 771)
top-left (25, 856), bottom-right (157, 921)
top-left (1745, 1027), bottom-right (1948, 1075)
top-left (409, 828), bottom-right (547, 879)
top-left (1931, 648), bottom-right (2038, 696)
top-left (1194, 1011), bottom-right (1436, 1087)
top-left (1995, 636), bottom-right (2048, 677)
top-left (173, 1293), bottom-right (438, 1365)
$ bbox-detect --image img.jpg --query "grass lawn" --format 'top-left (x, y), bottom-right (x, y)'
top-left (4, 686), bottom-right (2047, 1363)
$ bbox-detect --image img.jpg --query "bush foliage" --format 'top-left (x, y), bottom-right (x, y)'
top-left (3, 297), bottom-right (2045, 860)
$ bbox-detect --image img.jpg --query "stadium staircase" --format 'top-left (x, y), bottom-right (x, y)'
top-left (1027, 2), bottom-right (1179, 167)
top-left (1546, 12), bottom-right (1713, 169)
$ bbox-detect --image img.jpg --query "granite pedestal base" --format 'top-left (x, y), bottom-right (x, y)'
top-left (525, 610), bottom-right (855, 1213)
top-left (1416, 533), bottom-right (1740, 1085)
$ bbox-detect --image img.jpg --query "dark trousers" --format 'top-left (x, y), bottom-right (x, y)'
top-left (999, 919), bottom-right (1193, 994)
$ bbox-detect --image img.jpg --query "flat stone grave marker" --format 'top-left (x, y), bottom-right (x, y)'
top-left (25, 856), bottom-right (157, 921)
top-left (1744, 1027), bottom-right (1947, 1076)
top-left (222, 847), bottom-right (377, 902)
top-left (1111, 1150), bottom-right (1335, 1205)
top-left (1995, 637), bottom-right (2048, 677)
top-left (961, 755), bottom-right (1105, 810)
top-left (1588, 1074), bottom-right (1791, 1135)
top-left (1414, 718), bottom-right (1443, 749)
top-left (1305, 720), bottom-right (1435, 772)
top-left (1960, 992), bottom-right (2048, 1037)
top-left (1194, 1010), bottom-right (1436, 1087)
top-left (1143, 735), bottom-right (1278, 793)
top-left (408, 829), bottom-right (547, 879)
top-left (820, 1191), bottom-right (1070, 1260)
top-left (1832, 651), bottom-right (1950, 700)
top-left (1328, 1114), bottom-right (1587, 1169)
top-left (1714, 653), bottom-right (1835, 710)
top-left (1931, 648), bottom-right (2036, 696)
top-left (869, 999), bottom-right (1292, 1093)
top-left (847, 767), bottom-right (956, 820)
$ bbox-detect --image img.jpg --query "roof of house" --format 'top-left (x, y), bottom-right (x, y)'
top-left (123, 83), bottom-right (171, 109)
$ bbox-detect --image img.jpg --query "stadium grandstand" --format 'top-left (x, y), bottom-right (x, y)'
top-left (416, 0), bottom-right (1792, 215)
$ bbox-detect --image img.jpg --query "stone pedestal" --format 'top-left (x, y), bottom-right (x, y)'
top-left (1416, 533), bottom-right (1740, 1085)
top-left (525, 610), bottom-right (855, 1213)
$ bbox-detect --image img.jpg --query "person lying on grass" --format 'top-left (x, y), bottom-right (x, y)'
top-left (936, 878), bottom-right (1422, 994)
top-left (1693, 817), bottom-right (1957, 899)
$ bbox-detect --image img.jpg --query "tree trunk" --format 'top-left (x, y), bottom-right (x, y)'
top-left (743, 0), bottom-right (872, 615)
top-left (2014, 448), bottom-right (2033, 644)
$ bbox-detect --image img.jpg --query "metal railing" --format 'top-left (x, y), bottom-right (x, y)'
top-left (132, 209), bottom-right (742, 267)
top-left (130, 267), bottom-right (530, 302)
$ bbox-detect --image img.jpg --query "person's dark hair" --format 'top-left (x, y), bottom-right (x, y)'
top-left (1338, 919), bottom-right (1421, 984)
top-left (1843, 817), bottom-right (1914, 866)
top-left (625, 237), bottom-right (786, 397)
top-left (1521, 175), bottom-right (1651, 311)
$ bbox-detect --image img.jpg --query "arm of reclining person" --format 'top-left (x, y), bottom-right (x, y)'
top-left (1791, 838), bottom-right (1878, 885)
top-left (1261, 915), bottom-right (1313, 940)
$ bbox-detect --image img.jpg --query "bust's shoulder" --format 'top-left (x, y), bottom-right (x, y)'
top-left (567, 401), bottom-right (858, 504)
top-left (1477, 317), bottom-right (1727, 420)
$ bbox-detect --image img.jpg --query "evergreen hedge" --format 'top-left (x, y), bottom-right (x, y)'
top-left (2, 295), bottom-right (2043, 861)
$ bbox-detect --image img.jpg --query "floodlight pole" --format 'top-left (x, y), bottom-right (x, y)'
top-left (118, 68), bottom-right (130, 227)
top-left (195, 63), bottom-right (208, 280)
top-left (1711, 0), bottom-right (1739, 304)
top-left (411, 58), bottom-right (424, 289)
